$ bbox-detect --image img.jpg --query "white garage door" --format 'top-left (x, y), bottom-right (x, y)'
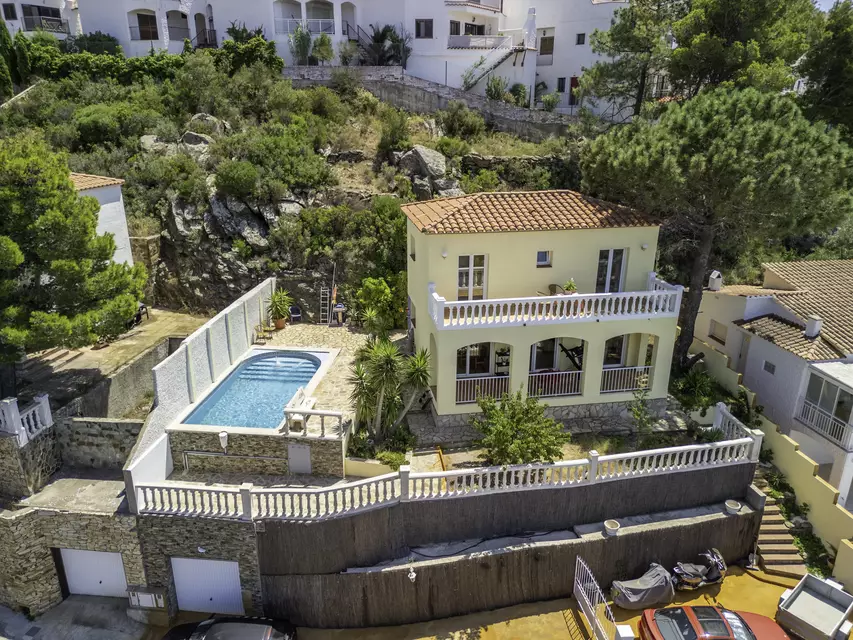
top-left (171, 557), bottom-right (244, 615)
top-left (60, 549), bottom-right (128, 598)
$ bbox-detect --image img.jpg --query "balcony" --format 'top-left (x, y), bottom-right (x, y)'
top-left (528, 370), bottom-right (582, 398)
top-left (275, 18), bottom-right (335, 35)
top-left (796, 399), bottom-right (853, 450)
top-left (23, 15), bottom-right (69, 33)
top-left (427, 277), bottom-right (682, 331)
top-left (456, 375), bottom-right (509, 404)
top-left (445, 0), bottom-right (504, 14)
top-left (601, 366), bottom-right (652, 394)
top-left (129, 25), bottom-right (159, 41)
top-left (447, 35), bottom-right (513, 49)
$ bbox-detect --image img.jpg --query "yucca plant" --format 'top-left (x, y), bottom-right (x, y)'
top-left (268, 289), bottom-right (294, 329)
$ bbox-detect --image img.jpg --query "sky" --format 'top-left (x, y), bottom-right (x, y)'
top-left (817, 0), bottom-right (835, 9)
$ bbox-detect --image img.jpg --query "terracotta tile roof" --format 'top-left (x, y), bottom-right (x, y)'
top-left (735, 314), bottom-right (843, 360)
top-left (69, 172), bottom-right (124, 191)
top-left (714, 284), bottom-right (796, 297)
top-left (402, 191), bottom-right (656, 235)
top-left (761, 260), bottom-right (853, 357)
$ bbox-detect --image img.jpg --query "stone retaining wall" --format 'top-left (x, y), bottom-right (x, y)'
top-left (168, 429), bottom-right (345, 477)
top-left (137, 515), bottom-right (262, 617)
top-left (282, 66), bottom-right (573, 141)
top-left (56, 418), bottom-right (144, 470)
top-left (0, 434), bottom-right (28, 500)
top-left (0, 430), bottom-right (60, 500)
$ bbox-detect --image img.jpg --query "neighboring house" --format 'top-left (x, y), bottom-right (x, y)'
top-left (1, 0), bottom-right (76, 38)
top-left (70, 172), bottom-right (135, 266)
top-left (404, 190), bottom-right (682, 432)
top-left (72, 0), bottom-right (624, 111)
top-left (696, 261), bottom-right (853, 506)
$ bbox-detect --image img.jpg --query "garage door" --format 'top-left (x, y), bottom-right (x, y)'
top-left (171, 557), bottom-right (244, 615)
top-left (59, 549), bottom-right (128, 598)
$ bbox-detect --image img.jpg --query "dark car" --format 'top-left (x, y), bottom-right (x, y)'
top-left (639, 606), bottom-right (790, 640)
top-left (161, 616), bottom-right (297, 640)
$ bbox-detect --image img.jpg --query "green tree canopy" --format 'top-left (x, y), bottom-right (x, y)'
top-left (0, 56), bottom-right (11, 101)
top-left (579, 0), bottom-right (688, 120)
top-left (669, 0), bottom-right (823, 96)
top-left (0, 16), bottom-right (13, 74)
top-left (581, 88), bottom-right (853, 368)
top-left (0, 134), bottom-right (147, 362)
top-left (799, 0), bottom-right (853, 142)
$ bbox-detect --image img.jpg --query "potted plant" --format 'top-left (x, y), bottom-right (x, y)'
top-left (269, 289), bottom-right (294, 329)
top-left (563, 279), bottom-right (578, 294)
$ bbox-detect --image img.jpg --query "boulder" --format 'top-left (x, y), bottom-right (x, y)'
top-left (433, 177), bottom-right (461, 192)
top-left (391, 151), bottom-right (405, 167)
top-left (189, 113), bottom-right (231, 135)
top-left (181, 131), bottom-right (214, 146)
top-left (435, 187), bottom-right (465, 198)
top-left (140, 135), bottom-right (177, 156)
top-left (412, 176), bottom-right (433, 201)
top-left (412, 144), bottom-right (446, 178)
top-left (327, 149), bottom-right (368, 164)
top-left (209, 196), bottom-right (269, 250)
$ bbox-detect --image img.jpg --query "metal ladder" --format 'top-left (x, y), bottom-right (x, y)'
top-left (319, 287), bottom-right (330, 325)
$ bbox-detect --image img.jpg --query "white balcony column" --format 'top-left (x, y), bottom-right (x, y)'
top-left (838, 453), bottom-right (853, 507)
top-left (332, 0), bottom-right (342, 37)
top-left (508, 343), bottom-right (529, 401)
top-left (0, 397), bottom-right (21, 434)
top-left (582, 339), bottom-right (605, 398)
top-left (34, 394), bottom-right (53, 429)
top-left (239, 483), bottom-right (253, 520)
top-left (436, 341), bottom-right (458, 413)
top-left (649, 334), bottom-right (674, 398)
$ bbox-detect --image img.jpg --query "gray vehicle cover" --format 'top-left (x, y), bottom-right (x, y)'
top-left (611, 563), bottom-right (675, 610)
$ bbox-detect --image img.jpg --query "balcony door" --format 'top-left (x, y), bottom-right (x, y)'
top-left (805, 374), bottom-right (853, 424)
top-left (530, 339), bottom-right (558, 372)
top-left (596, 249), bottom-right (625, 293)
top-left (458, 255), bottom-right (486, 301)
top-left (457, 343), bottom-right (492, 377)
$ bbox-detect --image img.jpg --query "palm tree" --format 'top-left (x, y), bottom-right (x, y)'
top-left (367, 340), bottom-right (403, 439)
top-left (392, 348), bottom-right (431, 429)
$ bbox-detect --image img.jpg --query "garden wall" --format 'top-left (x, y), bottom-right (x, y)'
top-left (689, 337), bottom-right (743, 395)
top-left (56, 418), bottom-right (144, 470)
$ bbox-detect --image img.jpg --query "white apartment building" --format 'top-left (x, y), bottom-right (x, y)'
top-left (56, 0), bottom-right (624, 107)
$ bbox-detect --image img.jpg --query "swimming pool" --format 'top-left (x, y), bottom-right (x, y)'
top-left (183, 351), bottom-right (322, 429)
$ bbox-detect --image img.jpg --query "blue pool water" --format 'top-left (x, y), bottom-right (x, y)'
top-left (183, 352), bottom-right (321, 429)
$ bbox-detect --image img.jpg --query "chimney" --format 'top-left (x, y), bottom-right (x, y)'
top-left (708, 270), bottom-right (722, 292)
top-left (805, 315), bottom-right (823, 338)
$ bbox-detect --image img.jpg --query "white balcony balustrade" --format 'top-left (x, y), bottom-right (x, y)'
top-left (275, 18), bottom-right (335, 35)
top-left (0, 395), bottom-right (53, 446)
top-left (447, 35), bottom-right (513, 49)
top-left (528, 370), bottom-right (582, 398)
top-left (456, 375), bottom-right (510, 404)
top-left (797, 399), bottom-right (853, 451)
top-left (600, 366), bottom-right (652, 394)
top-left (427, 274), bottom-right (682, 331)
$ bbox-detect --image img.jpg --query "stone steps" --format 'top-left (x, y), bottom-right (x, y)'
top-left (762, 553), bottom-right (805, 565)
top-left (764, 564), bottom-right (809, 580)
top-left (752, 471), bottom-right (810, 579)
top-left (758, 543), bottom-right (800, 555)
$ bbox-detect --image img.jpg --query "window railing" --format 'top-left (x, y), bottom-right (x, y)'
top-left (129, 25), bottom-right (159, 41)
top-left (797, 398), bottom-right (853, 450)
top-left (274, 18), bottom-right (335, 35)
top-left (23, 15), bottom-right (69, 33)
top-left (456, 375), bottom-right (510, 404)
top-left (600, 366), bottom-right (652, 394)
top-left (447, 35), bottom-right (513, 49)
top-left (528, 370), bottom-right (582, 398)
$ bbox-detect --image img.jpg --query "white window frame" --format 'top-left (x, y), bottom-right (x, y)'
top-left (457, 343), bottom-right (494, 378)
top-left (536, 250), bottom-right (552, 267)
top-left (763, 360), bottom-right (776, 375)
top-left (805, 373), bottom-right (853, 424)
top-left (457, 254), bottom-right (487, 301)
top-left (596, 248), bottom-right (627, 294)
top-left (709, 319), bottom-right (728, 345)
top-left (530, 339), bottom-right (559, 372)
top-left (603, 335), bottom-right (628, 369)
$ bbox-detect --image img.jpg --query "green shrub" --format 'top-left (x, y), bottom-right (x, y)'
top-left (461, 169), bottom-right (502, 193)
top-left (63, 31), bottom-right (121, 55)
top-left (434, 136), bottom-right (470, 159)
top-left (312, 33), bottom-right (334, 65)
top-left (376, 450), bottom-right (407, 470)
top-left (14, 32), bottom-right (30, 86)
top-left (337, 40), bottom-right (359, 66)
top-left (330, 67), bottom-right (362, 102)
top-left (0, 57), bottom-right (11, 101)
top-left (377, 106), bottom-right (411, 157)
top-left (509, 83), bottom-right (528, 107)
top-left (435, 101), bottom-right (485, 140)
top-left (485, 75), bottom-right (509, 101)
top-left (670, 367), bottom-right (715, 413)
top-left (215, 159), bottom-right (259, 199)
top-left (232, 238), bottom-right (253, 261)
top-left (288, 23), bottom-right (312, 66)
top-left (696, 427), bottom-right (725, 443)
top-left (499, 162), bottom-right (552, 190)
top-left (541, 92), bottom-right (560, 112)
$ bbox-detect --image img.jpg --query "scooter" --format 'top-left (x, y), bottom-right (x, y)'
top-left (672, 548), bottom-right (727, 591)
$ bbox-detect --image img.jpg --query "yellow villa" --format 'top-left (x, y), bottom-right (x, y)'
top-left (403, 190), bottom-right (683, 433)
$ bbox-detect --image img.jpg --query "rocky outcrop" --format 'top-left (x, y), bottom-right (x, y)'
top-left (189, 112), bottom-right (231, 135)
top-left (398, 145), bottom-right (446, 179)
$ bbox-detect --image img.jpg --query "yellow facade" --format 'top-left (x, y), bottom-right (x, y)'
top-left (407, 221), bottom-right (681, 416)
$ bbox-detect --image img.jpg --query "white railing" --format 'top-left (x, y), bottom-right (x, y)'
top-left (274, 18), bottom-right (335, 34)
top-left (574, 556), bottom-right (617, 640)
top-left (134, 410), bottom-right (760, 521)
top-left (448, 35), bottom-right (513, 49)
top-left (280, 407), bottom-right (345, 438)
top-left (427, 280), bottom-right (681, 331)
top-left (714, 402), bottom-right (755, 441)
top-left (253, 473), bottom-right (398, 519)
top-left (456, 375), bottom-right (510, 404)
top-left (0, 394), bottom-right (53, 447)
top-left (137, 482), bottom-right (245, 519)
top-left (445, 0), bottom-right (503, 10)
top-left (528, 370), bottom-right (583, 398)
top-left (600, 366), bottom-right (652, 394)
top-left (797, 399), bottom-right (853, 450)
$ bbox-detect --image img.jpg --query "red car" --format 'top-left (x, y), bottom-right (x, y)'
top-left (639, 606), bottom-right (790, 640)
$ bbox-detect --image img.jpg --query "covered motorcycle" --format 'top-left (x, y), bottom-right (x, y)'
top-left (673, 548), bottom-right (727, 591)
top-left (611, 563), bottom-right (675, 610)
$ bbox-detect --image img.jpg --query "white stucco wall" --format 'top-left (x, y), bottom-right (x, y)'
top-left (80, 184), bottom-right (134, 266)
top-left (696, 292), bottom-right (748, 365)
top-left (740, 334), bottom-right (809, 431)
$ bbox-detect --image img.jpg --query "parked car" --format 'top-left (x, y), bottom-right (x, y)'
top-left (639, 606), bottom-right (790, 640)
top-left (161, 616), bottom-right (297, 640)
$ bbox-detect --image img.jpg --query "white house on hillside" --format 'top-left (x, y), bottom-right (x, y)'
top-left (70, 172), bottom-right (135, 266)
top-left (72, 0), bottom-right (625, 110)
top-left (696, 261), bottom-right (853, 506)
top-left (1, 0), bottom-right (76, 38)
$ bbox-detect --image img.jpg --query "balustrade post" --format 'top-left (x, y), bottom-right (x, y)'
top-left (34, 393), bottom-right (52, 428)
top-left (0, 397), bottom-right (26, 446)
top-left (240, 483), bottom-right (253, 520)
top-left (399, 465), bottom-right (410, 500)
top-left (647, 271), bottom-right (657, 291)
top-left (713, 402), bottom-right (725, 429)
top-left (749, 429), bottom-right (764, 462)
top-left (588, 450), bottom-right (599, 483)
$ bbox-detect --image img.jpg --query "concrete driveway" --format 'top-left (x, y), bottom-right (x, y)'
top-left (0, 596), bottom-right (162, 640)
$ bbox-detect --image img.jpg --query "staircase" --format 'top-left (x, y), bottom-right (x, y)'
top-left (16, 347), bottom-right (84, 385)
top-left (467, 47), bottom-right (523, 90)
top-left (756, 495), bottom-right (809, 580)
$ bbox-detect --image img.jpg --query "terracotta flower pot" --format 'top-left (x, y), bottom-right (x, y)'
top-left (275, 318), bottom-right (286, 330)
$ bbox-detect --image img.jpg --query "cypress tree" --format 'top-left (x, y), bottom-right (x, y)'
top-left (0, 56), bottom-right (12, 100)
top-left (0, 17), bottom-right (13, 72)
top-left (13, 31), bottom-right (29, 86)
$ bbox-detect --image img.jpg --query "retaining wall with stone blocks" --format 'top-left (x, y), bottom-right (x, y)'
top-left (56, 418), bottom-right (144, 470)
top-left (261, 505), bottom-right (761, 628)
top-left (0, 433), bottom-right (28, 499)
top-left (168, 429), bottom-right (345, 477)
top-left (138, 514), bottom-right (262, 617)
top-left (0, 430), bottom-right (60, 500)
